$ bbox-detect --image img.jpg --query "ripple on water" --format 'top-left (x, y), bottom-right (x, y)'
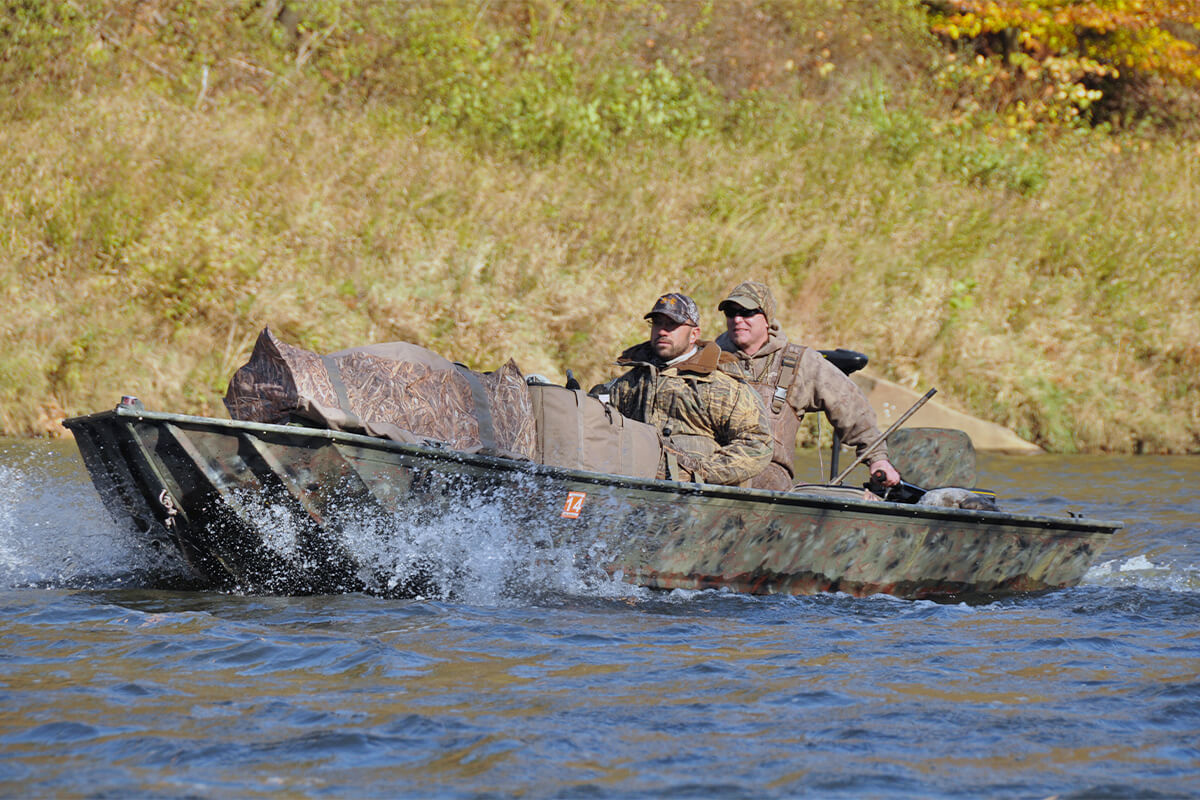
top-left (1, 444), bottom-right (1199, 798)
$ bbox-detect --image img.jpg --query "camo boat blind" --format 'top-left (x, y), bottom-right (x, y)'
top-left (224, 328), bottom-right (536, 459)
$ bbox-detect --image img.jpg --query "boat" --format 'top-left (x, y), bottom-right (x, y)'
top-left (62, 397), bottom-right (1121, 601)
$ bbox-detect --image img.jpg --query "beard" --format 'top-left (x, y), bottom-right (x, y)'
top-left (653, 337), bottom-right (688, 360)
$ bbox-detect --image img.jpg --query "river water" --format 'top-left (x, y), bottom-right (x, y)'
top-left (1, 436), bottom-right (1197, 799)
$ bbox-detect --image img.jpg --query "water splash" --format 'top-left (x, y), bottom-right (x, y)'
top-left (0, 444), bottom-right (191, 590)
top-left (2, 437), bottom-right (637, 604)
top-left (227, 478), bottom-right (640, 606)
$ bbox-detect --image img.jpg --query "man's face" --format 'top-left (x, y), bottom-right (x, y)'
top-left (649, 314), bottom-right (700, 361)
top-left (725, 307), bottom-right (769, 355)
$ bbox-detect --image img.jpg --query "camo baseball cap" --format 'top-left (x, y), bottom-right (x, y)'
top-left (718, 281), bottom-right (776, 324)
top-left (644, 292), bottom-right (700, 326)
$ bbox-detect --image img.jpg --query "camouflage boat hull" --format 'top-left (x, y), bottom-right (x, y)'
top-left (63, 404), bottom-right (1121, 601)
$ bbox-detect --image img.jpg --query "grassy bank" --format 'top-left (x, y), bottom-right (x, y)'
top-left (2, 0), bottom-right (1198, 453)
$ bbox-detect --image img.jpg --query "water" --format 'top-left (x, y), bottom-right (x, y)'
top-left (1, 437), bottom-right (1198, 799)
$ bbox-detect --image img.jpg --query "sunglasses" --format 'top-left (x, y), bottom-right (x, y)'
top-left (723, 307), bottom-right (763, 319)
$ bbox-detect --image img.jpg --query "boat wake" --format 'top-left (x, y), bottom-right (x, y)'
top-left (1083, 554), bottom-right (1200, 593)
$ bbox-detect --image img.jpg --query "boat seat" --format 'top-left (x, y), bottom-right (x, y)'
top-left (886, 428), bottom-right (978, 489)
top-left (789, 484), bottom-right (881, 501)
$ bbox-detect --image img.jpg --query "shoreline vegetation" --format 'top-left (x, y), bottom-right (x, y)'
top-left (3, 0), bottom-right (1198, 453)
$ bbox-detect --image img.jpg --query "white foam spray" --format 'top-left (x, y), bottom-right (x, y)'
top-left (1084, 553), bottom-right (1200, 593)
top-left (0, 444), bottom-right (191, 589)
top-left (228, 474), bottom-right (643, 605)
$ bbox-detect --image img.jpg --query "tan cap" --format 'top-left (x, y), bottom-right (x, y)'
top-left (718, 281), bottom-right (776, 325)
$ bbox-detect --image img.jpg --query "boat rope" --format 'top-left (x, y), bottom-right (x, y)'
top-left (158, 489), bottom-right (179, 530)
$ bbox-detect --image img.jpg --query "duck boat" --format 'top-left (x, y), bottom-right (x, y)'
top-left (63, 398), bottom-right (1121, 601)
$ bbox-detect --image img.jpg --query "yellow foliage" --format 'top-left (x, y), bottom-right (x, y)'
top-left (929, 0), bottom-right (1200, 127)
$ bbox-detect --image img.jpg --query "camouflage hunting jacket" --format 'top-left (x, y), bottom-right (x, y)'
top-left (606, 341), bottom-right (772, 487)
top-left (715, 329), bottom-right (887, 490)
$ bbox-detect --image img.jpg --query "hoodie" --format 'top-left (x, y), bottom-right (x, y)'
top-left (715, 328), bottom-right (887, 490)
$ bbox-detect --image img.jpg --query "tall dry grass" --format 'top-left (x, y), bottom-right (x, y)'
top-left (1, 0), bottom-right (1198, 452)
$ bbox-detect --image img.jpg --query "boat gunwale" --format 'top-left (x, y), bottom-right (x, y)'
top-left (62, 406), bottom-right (1124, 535)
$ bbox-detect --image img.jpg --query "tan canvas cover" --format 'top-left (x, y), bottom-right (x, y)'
top-left (527, 385), bottom-right (661, 479)
top-left (224, 328), bottom-right (536, 460)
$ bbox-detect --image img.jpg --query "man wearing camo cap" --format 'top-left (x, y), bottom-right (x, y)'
top-left (715, 280), bottom-right (901, 492)
top-left (602, 292), bottom-right (772, 487)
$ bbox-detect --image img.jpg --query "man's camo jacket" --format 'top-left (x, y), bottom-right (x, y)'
top-left (606, 340), bottom-right (772, 486)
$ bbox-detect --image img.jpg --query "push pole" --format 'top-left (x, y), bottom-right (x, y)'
top-left (830, 388), bottom-right (937, 486)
